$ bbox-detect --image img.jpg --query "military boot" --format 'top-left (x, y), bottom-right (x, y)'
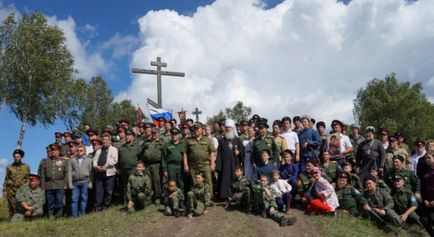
top-left (280, 217), bottom-right (297, 226)
top-left (163, 206), bottom-right (172, 216)
top-left (55, 208), bottom-right (64, 218)
top-left (48, 210), bottom-right (55, 218)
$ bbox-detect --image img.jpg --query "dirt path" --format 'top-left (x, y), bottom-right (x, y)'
top-left (130, 204), bottom-right (319, 237)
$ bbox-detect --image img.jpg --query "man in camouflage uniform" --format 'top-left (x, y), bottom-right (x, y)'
top-left (335, 171), bottom-right (362, 216)
top-left (384, 155), bottom-right (421, 200)
top-left (61, 132), bottom-right (73, 157)
top-left (118, 129), bottom-right (143, 205)
top-left (349, 124), bottom-right (365, 166)
top-left (361, 175), bottom-right (402, 233)
top-left (11, 174), bottom-right (45, 222)
top-left (39, 144), bottom-right (69, 218)
top-left (316, 121), bottom-right (328, 153)
top-left (183, 122), bottom-right (216, 199)
top-left (252, 119), bottom-right (279, 165)
top-left (385, 135), bottom-right (410, 172)
top-left (126, 161), bottom-right (153, 213)
top-left (390, 174), bottom-right (422, 226)
top-left (162, 128), bottom-right (185, 192)
top-left (3, 149), bottom-right (30, 217)
top-left (142, 127), bottom-right (165, 204)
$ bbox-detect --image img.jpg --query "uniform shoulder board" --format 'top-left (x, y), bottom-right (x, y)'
top-left (353, 188), bottom-right (361, 195)
top-left (410, 195), bottom-right (417, 204)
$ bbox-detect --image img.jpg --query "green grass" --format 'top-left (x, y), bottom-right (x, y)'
top-left (0, 204), bottom-right (156, 237)
top-left (309, 212), bottom-right (428, 237)
top-left (0, 198), bottom-right (9, 221)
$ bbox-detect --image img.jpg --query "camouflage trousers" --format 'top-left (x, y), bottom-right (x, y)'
top-left (186, 191), bottom-right (205, 216)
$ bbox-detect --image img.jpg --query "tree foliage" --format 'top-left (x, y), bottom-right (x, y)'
top-left (206, 110), bottom-right (226, 125)
top-left (0, 12), bottom-right (75, 148)
top-left (353, 73), bottom-right (434, 145)
top-left (63, 76), bottom-right (137, 133)
top-left (225, 101), bottom-right (252, 122)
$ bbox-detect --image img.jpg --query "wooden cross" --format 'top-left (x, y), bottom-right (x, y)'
top-left (192, 107), bottom-right (202, 122)
top-left (132, 57), bottom-right (185, 108)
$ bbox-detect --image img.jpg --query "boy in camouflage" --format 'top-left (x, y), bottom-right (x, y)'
top-left (254, 175), bottom-right (297, 227)
top-left (162, 180), bottom-right (184, 217)
top-left (226, 166), bottom-right (251, 213)
top-left (186, 172), bottom-right (212, 219)
top-left (126, 161), bottom-right (153, 213)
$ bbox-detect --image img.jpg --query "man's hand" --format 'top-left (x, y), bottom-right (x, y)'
top-left (128, 200), bottom-right (134, 209)
top-left (184, 166), bottom-right (189, 174)
top-left (24, 210), bottom-right (32, 216)
top-left (363, 204), bottom-right (372, 212)
top-left (163, 171), bottom-right (168, 177)
top-left (235, 149), bottom-right (240, 156)
top-left (68, 183), bottom-right (73, 190)
top-left (400, 213), bottom-right (408, 222)
top-left (210, 163), bottom-right (216, 172)
top-left (88, 183), bottom-right (93, 189)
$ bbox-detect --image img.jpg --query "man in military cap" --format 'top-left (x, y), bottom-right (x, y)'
top-left (384, 155), bottom-right (421, 200)
top-left (3, 149), bottom-right (30, 218)
top-left (183, 121), bottom-right (217, 199)
top-left (142, 127), bottom-right (165, 205)
top-left (328, 119), bottom-right (353, 168)
top-left (361, 175), bottom-right (402, 232)
top-left (335, 171), bottom-right (362, 216)
top-left (390, 174), bottom-right (422, 226)
top-left (11, 174), bottom-right (45, 222)
top-left (161, 121), bottom-right (173, 143)
top-left (316, 121), bottom-right (327, 153)
top-left (385, 135), bottom-right (410, 172)
top-left (40, 144), bottom-right (68, 218)
top-left (252, 119), bottom-right (279, 165)
top-left (356, 126), bottom-right (386, 180)
top-left (54, 132), bottom-right (63, 146)
top-left (61, 132), bottom-right (74, 157)
top-left (395, 132), bottom-right (411, 154)
top-left (411, 138), bottom-right (427, 175)
top-left (118, 129), bottom-right (143, 205)
top-left (119, 119), bottom-right (130, 129)
top-left (349, 124), bottom-right (365, 166)
top-left (162, 127), bottom-right (185, 192)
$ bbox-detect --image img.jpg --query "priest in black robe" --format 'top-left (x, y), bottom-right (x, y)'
top-left (216, 119), bottom-right (245, 200)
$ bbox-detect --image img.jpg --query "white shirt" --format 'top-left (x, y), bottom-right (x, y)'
top-left (327, 133), bottom-right (352, 152)
top-left (411, 149), bottom-right (427, 174)
top-left (270, 179), bottom-right (292, 197)
top-left (280, 129), bottom-right (299, 152)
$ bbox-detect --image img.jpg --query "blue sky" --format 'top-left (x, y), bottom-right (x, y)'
top-left (0, 0), bottom-right (216, 186)
top-left (0, 0), bottom-right (431, 189)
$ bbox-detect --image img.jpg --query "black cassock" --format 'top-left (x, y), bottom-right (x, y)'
top-left (216, 136), bottom-right (245, 199)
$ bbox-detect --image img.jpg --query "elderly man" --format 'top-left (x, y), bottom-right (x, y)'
top-left (216, 119), bottom-right (245, 200)
top-left (93, 134), bottom-right (118, 212)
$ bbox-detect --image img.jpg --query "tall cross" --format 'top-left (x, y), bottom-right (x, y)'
top-left (192, 107), bottom-right (202, 122)
top-left (132, 57), bottom-right (185, 108)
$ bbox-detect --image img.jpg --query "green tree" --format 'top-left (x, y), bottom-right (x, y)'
top-left (0, 12), bottom-right (74, 148)
top-left (207, 110), bottom-right (226, 125)
top-left (353, 73), bottom-right (434, 146)
top-left (108, 100), bottom-right (138, 127)
top-left (225, 101), bottom-right (252, 122)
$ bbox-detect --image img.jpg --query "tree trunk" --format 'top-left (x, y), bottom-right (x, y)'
top-left (16, 119), bottom-right (27, 149)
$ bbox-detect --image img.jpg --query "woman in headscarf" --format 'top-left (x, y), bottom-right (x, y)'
top-left (305, 167), bottom-right (339, 215)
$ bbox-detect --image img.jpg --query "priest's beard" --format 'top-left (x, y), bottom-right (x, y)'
top-left (225, 131), bottom-right (235, 140)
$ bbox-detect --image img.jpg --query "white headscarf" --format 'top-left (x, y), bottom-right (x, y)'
top-left (224, 119), bottom-right (238, 137)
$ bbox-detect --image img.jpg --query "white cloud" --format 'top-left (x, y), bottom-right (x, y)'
top-left (100, 33), bottom-right (139, 59)
top-left (115, 0), bottom-right (434, 125)
top-left (46, 16), bottom-right (108, 80)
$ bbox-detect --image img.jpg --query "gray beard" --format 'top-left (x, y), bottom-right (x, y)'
top-left (225, 131), bottom-right (235, 140)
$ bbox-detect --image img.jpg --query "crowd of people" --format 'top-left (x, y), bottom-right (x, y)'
top-left (3, 114), bottom-right (434, 234)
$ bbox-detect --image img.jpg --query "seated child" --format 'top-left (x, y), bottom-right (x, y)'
top-left (11, 174), bottom-right (45, 222)
top-left (187, 172), bottom-right (212, 219)
top-left (226, 166), bottom-right (251, 213)
top-left (252, 150), bottom-right (277, 183)
top-left (370, 167), bottom-right (391, 193)
top-left (126, 161), bottom-right (153, 213)
top-left (162, 180), bottom-right (184, 217)
top-left (278, 149), bottom-right (299, 187)
top-left (270, 170), bottom-right (292, 213)
top-left (343, 163), bottom-right (362, 191)
top-left (254, 175), bottom-right (297, 226)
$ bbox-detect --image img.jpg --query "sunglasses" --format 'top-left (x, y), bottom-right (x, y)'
top-left (78, 149), bottom-right (85, 152)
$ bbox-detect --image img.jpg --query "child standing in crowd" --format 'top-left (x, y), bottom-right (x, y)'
top-left (186, 173), bottom-right (212, 219)
top-left (278, 149), bottom-right (299, 188)
top-left (252, 150), bottom-right (276, 183)
top-left (162, 180), bottom-right (184, 217)
top-left (343, 163), bottom-right (362, 191)
top-left (126, 161), bottom-right (153, 213)
top-left (270, 170), bottom-right (292, 213)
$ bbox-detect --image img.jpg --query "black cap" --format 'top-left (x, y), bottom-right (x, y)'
top-left (414, 138), bottom-right (425, 147)
top-left (125, 129), bottom-right (135, 136)
top-left (193, 122), bottom-right (204, 129)
top-left (316, 121), bottom-right (326, 129)
top-left (13, 149), bottom-right (25, 157)
top-left (258, 118), bottom-right (269, 129)
top-left (364, 175), bottom-right (377, 183)
top-left (337, 170), bottom-right (350, 179)
top-left (272, 120), bottom-right (282, 127)
top-left (54, 132), bottom-right (63, 138)
top-left (392, 154), bottom-right (405, 162)
top-left (170, 128), bottom-right (181, 134)
top-left (393, 174), bottom-right (404, 181)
